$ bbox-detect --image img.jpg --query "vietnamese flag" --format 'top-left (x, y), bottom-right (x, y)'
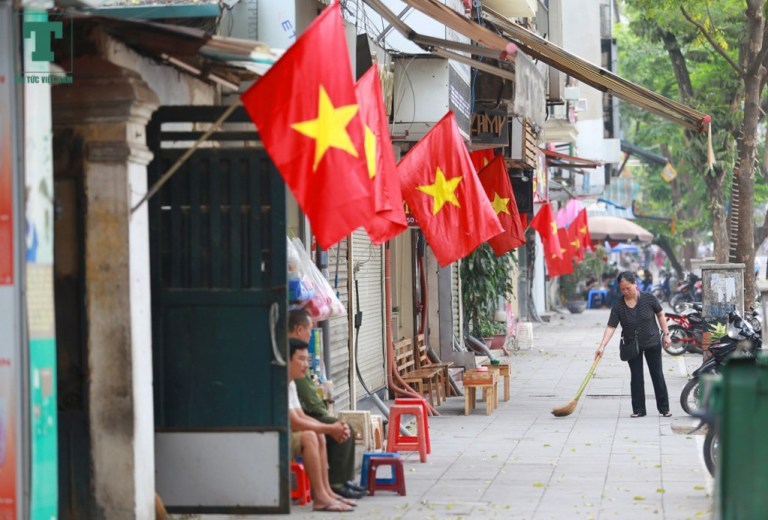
top-left (398, 111), bottom-right (503, 267)
top-left (477, 155), bottom-right (525, 256)
top-left (566, 222), bottom-right (584, 262)
top-left (530, 202), bottom-right (562, 259)
top-left (545, 228), bottom-right (573, 276)
top-left (240, 1), bottom-right (372, 249)
top-left (355, 65), bottom-right (407, 244)
top-left (573, 208), bottom-right (594, 252)
top-left (470, 148), bottom-right (495, 172)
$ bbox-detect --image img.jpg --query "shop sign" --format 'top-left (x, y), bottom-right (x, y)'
top-left (470, 107), bottom-right (508, 146)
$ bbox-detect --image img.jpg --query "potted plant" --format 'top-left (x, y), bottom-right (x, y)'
top-left (558, 245), bottom-right (607, 313)
top-left (461, 243), bottom-right (516, 343)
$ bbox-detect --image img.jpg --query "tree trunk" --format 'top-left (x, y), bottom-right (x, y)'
top-left (654, 234), bottom-right (684, 276)
top-left (704, 165), bottom-right (728, 263)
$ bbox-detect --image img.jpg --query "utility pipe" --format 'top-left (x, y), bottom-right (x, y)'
top-left (385, 242), bottom-right (439, 415)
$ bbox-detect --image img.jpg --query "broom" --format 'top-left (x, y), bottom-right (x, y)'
top-left (551, 354), bottom-right (602, 417)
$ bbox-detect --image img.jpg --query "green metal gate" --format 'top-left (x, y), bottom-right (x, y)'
top-left (147, 106), bottom-right (288, 514)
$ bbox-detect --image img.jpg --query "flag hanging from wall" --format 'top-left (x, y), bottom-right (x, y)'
top-left (355, 65), bottom-right (407, 244)
top-left (398, 111), bottom-right (503, 267)
top-left (530, 202), bottom-right (562, 259)
top-left (240, 1), bottom-right (372, 249)
top-left (477, 155), bottom-right (525, 256)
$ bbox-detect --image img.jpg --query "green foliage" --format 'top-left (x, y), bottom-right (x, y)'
top-left (558, 246), bottom-right (608, 302)
top-left (460, 243), bottom-right (516, 338)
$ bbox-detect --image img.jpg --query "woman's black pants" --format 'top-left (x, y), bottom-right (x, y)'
top-left (627, 346), bottom-right (670, 414)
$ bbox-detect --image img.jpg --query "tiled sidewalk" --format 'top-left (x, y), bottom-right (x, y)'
top-left (200, 308), bottom-right (713, 520)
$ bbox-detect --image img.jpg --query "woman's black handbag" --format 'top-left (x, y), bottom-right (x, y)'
top-left (619, 331), bottom-right (640, 361)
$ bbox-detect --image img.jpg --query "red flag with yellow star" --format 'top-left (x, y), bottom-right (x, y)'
top-left (355, 65), bottom-right (407, 244)
top-left (240, 1), bottom-right (372, 249)
top-left (572, 208), bottom-right (594, 252)
top-left (470, 149), bottom-right (495, 172)
top-left (530, 202), bottom-right (562, 259)
top-left (398, 111), bottom-right (503, 267)
top-left (565, 221), bottom-right (584, 262)
top-left (477, 155), bottom-right (525, 256)
top-left (544, 227), bottom-right (573, 276)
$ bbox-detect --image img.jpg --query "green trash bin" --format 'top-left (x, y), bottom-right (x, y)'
top-left (717, 352), bottom-right (768, 519)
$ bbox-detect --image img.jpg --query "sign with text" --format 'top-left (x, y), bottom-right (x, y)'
top-left (19, 11), bottom-right (73, 84)
top-left (471, 106), bottom-right (508, 146)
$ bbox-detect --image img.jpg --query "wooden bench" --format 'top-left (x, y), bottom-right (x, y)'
top-left (393, 338), bottom-right (443, 407)
top-left (414, 333), bottom-right (455, 398)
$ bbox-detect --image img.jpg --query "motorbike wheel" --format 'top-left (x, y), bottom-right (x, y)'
top-left (703, 427), bottom-right (718, 477)
top-left (680, 377), bottom-right (702, 416)
top-left (664, 325), bottom-right (690, 356)
top-left (671, 293), bottom-right (693, 314)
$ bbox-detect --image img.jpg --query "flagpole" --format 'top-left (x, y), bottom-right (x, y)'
top-left (131, 99), bottom-right (242, 215)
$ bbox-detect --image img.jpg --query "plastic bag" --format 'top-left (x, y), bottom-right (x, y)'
top-left (287, 237), bottom-right (346, 321)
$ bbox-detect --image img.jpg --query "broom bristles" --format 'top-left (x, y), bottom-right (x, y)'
top-left (551, 399), bottom-right (578, 417)
top-left (551, 355), bottom-right (602, 418)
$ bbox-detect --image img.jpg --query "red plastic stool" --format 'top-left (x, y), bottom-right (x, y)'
top-left (366, 456), bottom-right (406, 496)
top-left (393, 398), bottom-right (432, 454)
top-left (386, 404), bottom-right (428, 463)
top-left (290, 460), bottom-right (312, 505)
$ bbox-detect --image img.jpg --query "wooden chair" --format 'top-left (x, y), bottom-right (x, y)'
top-left (393, 338), bottom-right (443, 407)
top-left (414, 333), bottom-right (454, 399)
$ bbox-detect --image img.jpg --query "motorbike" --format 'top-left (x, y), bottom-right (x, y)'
top-left (651, 270), bottom-right (673, 303)
top-left (680, 309), bottom-right (762, 416)
top-left (670, 273), bottom-right (702, 313)
top-left (663, 303), bottom-right (705, 356)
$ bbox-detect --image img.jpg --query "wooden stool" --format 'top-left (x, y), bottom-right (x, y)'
top-left (366, 456), bottom-right (406, 496)
top-left (386, 404), bottom-right (428, 462)
top-left (290, 459), bottom-right (312, 505)
top-left (393, 397), bottom-right (431, 454)
top-left (463, 369), bottom-right (498, 415)
top-left (482, 361), bottom-right (511, 401)
top-left (360, 452), bottom-right (399, 487)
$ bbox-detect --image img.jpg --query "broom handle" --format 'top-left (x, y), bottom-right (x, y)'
top-left (573, 356), bottom-right (601, 401)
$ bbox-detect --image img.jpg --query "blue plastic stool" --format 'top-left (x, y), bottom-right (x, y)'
top-left (360, 452), bottom-right (399, 487)
top-left (587, 289), bottom-right (608, 309)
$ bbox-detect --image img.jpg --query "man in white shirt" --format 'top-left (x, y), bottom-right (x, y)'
top-left (289, 338), bottom-right (355, 512)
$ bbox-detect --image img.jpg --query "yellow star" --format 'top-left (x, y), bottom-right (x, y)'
top-left (578, 225), bottom-right (587, 235)
top-left (290, 85), bottom-right (359, 171)
top-left (570, 239), bottom-right (580, 249)
top-left (364, 124), bottom-right (376, 179)
top-left (550, 221), bottom-right (558, 235)
top-left (491, 192), bottom-right (510, 215)
top-left (417, 166), bottom-right (463, 215)
top-left (482, 157), bottom-right (490, 167)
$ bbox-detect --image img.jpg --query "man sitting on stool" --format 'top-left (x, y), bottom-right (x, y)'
top-left (288, 339), bottom-right (356, 512)
top-left (289, 309), bottom-right (366, 499)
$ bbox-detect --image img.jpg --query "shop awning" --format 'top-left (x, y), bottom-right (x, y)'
top-left (397, 0), bottom-right (710, 132)
top-left (74, 15), bottom-right (282, 89)
top-left (541, 148), bottom-right (601, 169)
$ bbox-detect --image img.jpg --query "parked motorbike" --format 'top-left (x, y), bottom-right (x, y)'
top-left (670, 273), bottom-right (702, 313)
top-left (651, 270), bottom-right (673, 303)
top-left (680, 309), bottom-right (762, 416)
top-left (664, 303), bottom-right (705, 356)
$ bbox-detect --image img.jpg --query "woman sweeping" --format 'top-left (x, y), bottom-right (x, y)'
top-left (595, 271), bottom-right (673, 418)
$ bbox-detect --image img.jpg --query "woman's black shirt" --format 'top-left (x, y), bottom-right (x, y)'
top-left (607, 292), bottom-right (663, 349)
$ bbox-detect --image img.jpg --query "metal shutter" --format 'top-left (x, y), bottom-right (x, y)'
top-left (327, 239), bottom-right (351, 412)
top-left (452, 260), bottom-right (463, 341)
top-left (350, 231), bottom-right (386, 399)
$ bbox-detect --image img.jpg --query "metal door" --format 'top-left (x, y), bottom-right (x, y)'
top-left (148, 106), bottom-right (288, 514)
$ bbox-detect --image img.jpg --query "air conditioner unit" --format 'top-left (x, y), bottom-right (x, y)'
top-left (483, 0), bottom-right (537, 19)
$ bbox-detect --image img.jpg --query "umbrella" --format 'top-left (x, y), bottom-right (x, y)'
top-left (588, 216), bottom-right (653, 243)
top-left (609, 243), bottom-right (641, 253)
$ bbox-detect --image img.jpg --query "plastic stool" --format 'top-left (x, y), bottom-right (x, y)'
top-left (387, 404), bottom-right (428, 463)
top-left (360, 452), bottom-right (399, 487)
top-left (290, 459), bottom-right (312, 505)
top-left (366, 456), bottom-right (406, 496)
top-left (393, 398), bottom-right (432, 454)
